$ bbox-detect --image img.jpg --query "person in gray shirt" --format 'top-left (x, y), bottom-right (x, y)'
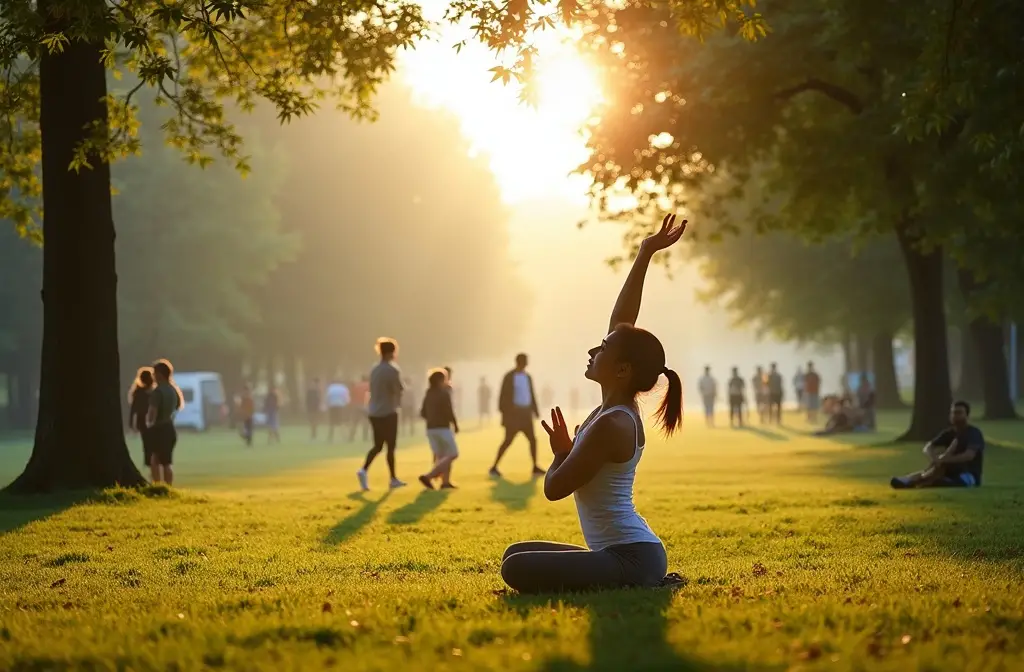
top-left (357, 338), bottom-right (405, 490)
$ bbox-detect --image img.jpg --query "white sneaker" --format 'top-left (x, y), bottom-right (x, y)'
top-left (357, 469), bottom-right (369, 491)
top-left (389, 478), bottom-right (406, 489)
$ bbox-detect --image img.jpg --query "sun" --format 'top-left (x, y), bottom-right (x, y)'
top-left (400, 30), bottom-right (604, 205)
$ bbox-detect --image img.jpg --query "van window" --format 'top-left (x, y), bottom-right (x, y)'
top-left (181, 388), bottom-right (195, 403)
top-left (201, 379), bottom-right (225, 405)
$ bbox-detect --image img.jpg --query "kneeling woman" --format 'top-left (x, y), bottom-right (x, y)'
top-left (501, 215), bottom-right (686, 593)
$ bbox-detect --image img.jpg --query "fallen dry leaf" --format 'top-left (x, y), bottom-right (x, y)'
top-left (322, 602), bottom-right (333, 613)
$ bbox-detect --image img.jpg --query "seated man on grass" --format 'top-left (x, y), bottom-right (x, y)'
top-left (891, 400), bottom-right (985, 489)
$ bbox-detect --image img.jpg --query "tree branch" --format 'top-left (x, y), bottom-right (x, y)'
top-left (775, 78), bottom-right (863, 115)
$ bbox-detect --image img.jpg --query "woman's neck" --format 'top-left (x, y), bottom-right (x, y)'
top-left (600, 386), bottom-right (634, 410)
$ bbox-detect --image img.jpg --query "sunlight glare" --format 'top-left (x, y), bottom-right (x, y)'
top-left (400, 28), bottom-right (604, 206)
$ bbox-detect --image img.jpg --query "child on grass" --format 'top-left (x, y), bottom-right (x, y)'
top-left (418, 368), bottom-right (460, 490)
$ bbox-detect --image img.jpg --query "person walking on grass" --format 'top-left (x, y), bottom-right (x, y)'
top-left (499, 214), bottom-right (686, 594)
top-left (147, 359), bottom-right (184, 486)
top-left (238, 384), bottom-right (255, 447)
top-left (698, 365), bottom-right (717, 427)
top-left (727, 367), bottom-right (746, 428)
top-left (357, 338), bottom-right (405, 491)
top-left (418, 368), bottom-right (460, 490)
top-left (478, 376), bottom-right (493, 427)
top-left (490, 353), bottom-right (544, 479)
top-left (128, 367), bottom-right (155, 468)
top-left (767, 363), bottom-right (784, 425)
top-left (264, 385), bottom-right (281, 444)
top-left (325, 377), bottom-right (351, 443)
top-left (804, 361), bottom-right (822, 423)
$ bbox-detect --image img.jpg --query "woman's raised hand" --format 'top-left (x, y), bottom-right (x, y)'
top-left (541, 407), bottom-right (573, 456)
top-left (640, 214), bottom-right (687, 253)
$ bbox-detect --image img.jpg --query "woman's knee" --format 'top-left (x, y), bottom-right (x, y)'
top-left (501, 542), bottom-right (533, 563)
top-left (500, 552), bottom-right (533, 590)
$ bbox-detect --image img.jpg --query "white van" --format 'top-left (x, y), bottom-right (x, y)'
top-left (173, 372), bottom-right (227, 431)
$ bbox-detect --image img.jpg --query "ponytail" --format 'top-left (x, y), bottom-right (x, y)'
top-left (655, 367), bottom-right (683, 435)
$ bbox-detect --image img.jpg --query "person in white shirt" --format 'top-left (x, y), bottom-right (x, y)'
top-left (325, 378), bottom-right (351, 443)
top-left (490, 353), bottom-right (543, 479)
top-left (698, 366), bottom-right (717, 427)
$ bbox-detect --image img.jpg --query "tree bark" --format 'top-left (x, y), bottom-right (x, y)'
top-left (871, 331), bottom-right (905, 409)
top-left (955, 267), bottom-right (1016, 419)
top-left (970, 319), bottom-right (1016, 419)
top-left (854, 333), bottom-right (870, 374)
top-left (5, 3), bottom-right (145, 492)
top-left (895, 224), bottom-right (952, 442)
top-left (955, 324), bottom-right (983, 400)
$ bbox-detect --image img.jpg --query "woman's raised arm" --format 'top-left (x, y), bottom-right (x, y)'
top-left (607, 214), bottom-right (686, 333)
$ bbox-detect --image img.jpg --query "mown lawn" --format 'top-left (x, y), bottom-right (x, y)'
top-left (1, 411), bottom-right (1023, 671)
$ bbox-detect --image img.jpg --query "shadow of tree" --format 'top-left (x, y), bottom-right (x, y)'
top-left (323, 491), bottom-right (391, 545)
top-left (490, 476), bottom-right (540, 511)
top-left (0, 491), bottom-right (89, 535)
top-left (386, 489), bottom-right (451, 525)
top-left (737, 426), bottom-right (789, 442)
top-left (504, 589), bottom-right (754, 671)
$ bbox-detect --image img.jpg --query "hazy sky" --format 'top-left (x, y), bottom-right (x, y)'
top-left (394, 14), bottom-right (842, 407)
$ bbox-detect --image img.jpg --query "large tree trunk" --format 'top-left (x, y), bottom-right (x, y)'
top-left (955, 267), bottom-right (1016, 419)
top-left (970, 319), bottom-right (1016, 419)
top-left (854, 333), bottom-right (870, 374)
top-left (895, 225), bottom-right (952, 442)
top-left (871, 331), bottom-right (905, 409)
top-left (955, 325), bottom-right (983, 400)
top-left (5, 4), bottom-right (145, 492)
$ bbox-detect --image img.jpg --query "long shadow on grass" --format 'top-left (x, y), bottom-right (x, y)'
top-left (737, 426), bottom-right (789, 442)
top-left (386, 489), bottom-right (451, 525)
top-left (490, 476), bottom-right (540, 511)
top-left (0, 491), bottom-right (91, 536)
top-left (505, 590), bottom-right (751, 671)
top-left (324, 491), bottom-right (391, 545)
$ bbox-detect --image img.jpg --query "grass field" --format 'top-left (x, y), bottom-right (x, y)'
top-left (2, 410), bottom-right (1024, 671)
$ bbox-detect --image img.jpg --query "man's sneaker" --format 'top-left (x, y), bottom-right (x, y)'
top-left (532, 466), bottom-right (546, 477)
top-left (890, 476), bottom-right (911, 489)
top-left (488, 467), bottom-right (502, 479)
top-left (356, 469), bottom-right (369, 492)
top-left (418, 475), bottom-right (435, 490)
top-left (389, 478), bottom-right (407, 489)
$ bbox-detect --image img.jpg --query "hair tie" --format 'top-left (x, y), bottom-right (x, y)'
top-left (662, 367), bottom-right (670, 376)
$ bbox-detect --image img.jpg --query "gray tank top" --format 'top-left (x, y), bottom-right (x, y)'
top-left (571, 405), bottom-right (662, 551)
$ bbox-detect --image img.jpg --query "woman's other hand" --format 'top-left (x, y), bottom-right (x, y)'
top-left (541, 407), bottom-right (573, 455)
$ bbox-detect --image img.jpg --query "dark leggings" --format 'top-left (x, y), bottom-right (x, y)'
top-left (364, 413), bottom-right (398, 478)
top-left (501, 540), bottom-right (667, 594)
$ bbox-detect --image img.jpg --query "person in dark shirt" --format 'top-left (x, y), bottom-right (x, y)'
top-left (147, 359), bottom-right (184, 485)
top-left (418, 368), bottom-right (460, 489)
top-left (727, 367), bottom-right (746, 427)
top-left (264, 385), bottom-right (281, 444)
top-left (128, 367), bottom-right (155, 467)
top-left (891, 400), bottom-right (985, 489)
top-left (767, 363), bottom-right (784, 425)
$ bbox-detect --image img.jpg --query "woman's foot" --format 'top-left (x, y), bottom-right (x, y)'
top-left (488, 467), bottom-right (502, 479)
top-left (418, 475), bottom-right (435, 489)
top-left (440, 483), bottom-right (457, 489)
top-left (389, 477), bottom-right (407, 489)
top-left (531, 465), bottom-right (546, 477)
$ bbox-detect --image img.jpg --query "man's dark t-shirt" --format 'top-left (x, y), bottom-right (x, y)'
top-left (932, 424), bottom-right (985, 484)
top-left (768, 372), bottom-right (783, 397)
top-left (305, 388), bottom-right (320, 414)
top-left (130, 388), bottom-right (151, 430)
